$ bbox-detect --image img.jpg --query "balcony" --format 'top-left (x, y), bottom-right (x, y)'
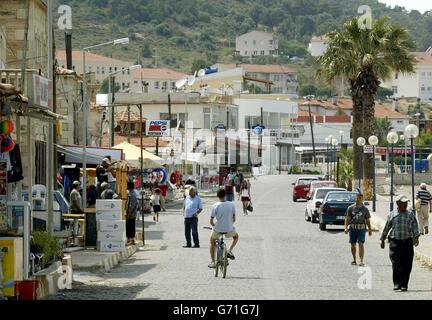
top-left (0, 69), bottom-right (40, 94)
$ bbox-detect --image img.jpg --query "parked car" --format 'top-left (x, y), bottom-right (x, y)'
top-left (306, 180), bottom-right (338, 200)
top-left (305, 187), bottom-right (346, 223)
top-left (318, 191), bottom-right (360, 231)
top-left (292, 177), bottom-right (319, 202)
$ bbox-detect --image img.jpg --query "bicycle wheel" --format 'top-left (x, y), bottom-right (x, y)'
top-left (222, 245), bottom-right (228, 279)
top-left (214, 245), bottom-right (220, 277)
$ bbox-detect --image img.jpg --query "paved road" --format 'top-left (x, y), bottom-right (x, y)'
top-left (51, 175), bottom-right (432, 300)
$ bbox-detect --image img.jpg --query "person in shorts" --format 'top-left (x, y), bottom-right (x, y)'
top-left (151, 188), bottom-right (162, 222)
top-left (344, 192), bottom-right (372, 266)
top-left (208, 188), bottom-right (239, 269)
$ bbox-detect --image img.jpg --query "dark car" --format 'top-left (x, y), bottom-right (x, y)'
top-left (318, 191), bottom-right (358, 231)
top-left (292, 176), bottom-right (319, 202)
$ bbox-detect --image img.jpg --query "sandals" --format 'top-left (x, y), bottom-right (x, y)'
top-left (351, 261), bottom-right (357, 265)
top-left (359, 263), bottom-right (365, 267)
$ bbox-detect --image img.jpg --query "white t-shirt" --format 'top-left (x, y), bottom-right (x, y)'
top-left (211, 201), bottom-right (236, 233)
top-left (241, 189), bottom-right (249, 197)
top-left (107, 172), bottom-right (116, 183)
top-left (151, 194), bottom-right (160, 206)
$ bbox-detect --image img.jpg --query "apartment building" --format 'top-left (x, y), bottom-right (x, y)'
top-left (0, 26), bottom-right (6, 69)
top-left (308, 35), bottom-right (329, 57)
top-left (235, 31), bottom-right (278, 57)
top-left (382, 47), bottom-right (432, 101)
top-left (129, 68), bottom-right (186, 94)
top-left (56, 50), bottom-right (133, 88)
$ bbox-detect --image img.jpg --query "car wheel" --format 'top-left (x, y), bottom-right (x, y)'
top-left (305, 210), bottom-right (311, 222)
top-left (311, 214), bottom-right (317, 223)
top-left (319, 222), bottom-right (326, 231)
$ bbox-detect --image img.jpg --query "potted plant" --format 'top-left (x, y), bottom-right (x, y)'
top-left (30, 231), bottom-right (63, 270)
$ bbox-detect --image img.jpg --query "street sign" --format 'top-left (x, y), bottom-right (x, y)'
top-left (252, 125), bottom-right (265, 135)
top-left (29, 74), bottom-right (53, 109)
top-left (146, 120), bottom-right (170, 137)
top-left (363, 145), bottom-right (373, 154)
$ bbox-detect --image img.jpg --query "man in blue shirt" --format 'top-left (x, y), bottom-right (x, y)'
top-left (183, 187), bottom-right (203, 248)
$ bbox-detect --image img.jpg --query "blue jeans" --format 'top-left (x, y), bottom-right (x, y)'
top-left (226, 193), bottom-right (234, 202)
top-left (184, 217), bottom-right (199, 246)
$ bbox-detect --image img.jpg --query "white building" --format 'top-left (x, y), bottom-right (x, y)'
top-left (212, 63), bottom-right (298, 95)
top-left (129, 68), bottom-right (186, 94)
top-left (235, 31), bottom-right (278, 57)
top-left (56, 50), bottom-right (134, 88)
top-left (308, 36), bottom-right (328, 57)
top-left (382, 47), bottom-right (432, 101)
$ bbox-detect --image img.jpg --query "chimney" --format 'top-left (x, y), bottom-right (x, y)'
top-left (65, 32), bottom-right (72, 70)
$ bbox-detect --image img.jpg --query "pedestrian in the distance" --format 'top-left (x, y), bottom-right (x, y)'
top-left (344, 192), bottom-right (372, 266)
top-left (415, 182), bottom-right (431, 235)
top-left (151, 189), bottom-right (162, 222)
top-left (225, 179), bottom-right (235, 202)
top-left (239, 180), bottom-right (251, 215)
top-left (380, 195), bottom-right (420, 292)
top-left (100, 181), bottom-right (118, 200)
top-left (126, 181), bottom-right (138, 246)
top-left (183, 187), bottom-right (203, 248)
top-left (70, 181), bottom-right (83, 214)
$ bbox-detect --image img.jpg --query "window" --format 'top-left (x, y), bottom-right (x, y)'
top-left (122, 83), bottom-right (125, 90)
top-left (114, 67), bottom-right (118, 72)
top-left (127, 69), bottom-right (130, 75)
top-left (397, 120), bottom-right (403, 124)
top-left (261, 50), bottom-right (265, 55)
top-left (428, 87), bottom-right (432, 92)
top-left (96, 66), bottom-right (100, 74)
top-left (395, 73), bottom-right (398, 79)
top-left (109, 67), bottom-right (112, 73)
top-left (101, 67), bottom-right (105, 74)
top-left (274, 75), bottom-right (280, 81)
top-left (421, 72), bottom-right (426, 77)
top-left (421, 85), bottom-right (425, 92)
top-left (244, 40), bottom-right (247, 45)
top-left (155, 81), bottom-right (160, 89)
top-left (428, 72), bottom-right (432, 78)
top-left (122, 67), bottom-right (125, 75)
top-left (244, 51), bottom-right (248, 55)
top-left (127, 83), bottom-right (130, 88)
top-left (134, 80), bottom-right (138, 84)
top-left (171, 82), bottom-right (176, 89)
top-left (160, 113), bottom-right (187, 128)
top-left (269, 40), bottom-right (273, 46)
top-left (253, 50), bottom-right (257, 55)
top-left (392, 86), bottom-right (398, 94)
top-left (162, 81), bottom-right (168, 90)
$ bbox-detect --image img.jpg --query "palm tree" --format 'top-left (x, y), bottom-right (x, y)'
top-left (374, 117), bottom-right (393, 143)
top-left (317, 16), bottom-right (416, 200)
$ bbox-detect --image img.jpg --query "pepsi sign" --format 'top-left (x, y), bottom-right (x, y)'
top-left (146, 120), bottom-right (171, 137)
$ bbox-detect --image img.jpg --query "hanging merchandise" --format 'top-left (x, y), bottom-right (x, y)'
top-left (0, 135), bottom-right (15, 153)
top-left (0, 120), bottom-right (14, 135)
top-left (7, 144), bottom-right (23, 183)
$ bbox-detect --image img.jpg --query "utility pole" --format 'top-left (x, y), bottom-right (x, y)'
top-left (110, 76), bottom-right (116, 146)
top-left (306, 95), bottom-right (317, 166)
top-left (127, 106), bottom-right (131, 143)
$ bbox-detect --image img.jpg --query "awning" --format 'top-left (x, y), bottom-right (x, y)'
top-left (113, 141), bottom-right (165, 168)
top-left (57, 145), bottom-right (103, 165)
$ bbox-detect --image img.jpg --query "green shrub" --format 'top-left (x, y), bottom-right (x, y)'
top-left (30, 231), bottom-right (63, 268)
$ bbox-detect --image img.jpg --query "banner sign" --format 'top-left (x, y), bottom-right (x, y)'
top-left (31, 74), bottom-right (53, 109)
top-left (146, 120), bottom-right (170, 137)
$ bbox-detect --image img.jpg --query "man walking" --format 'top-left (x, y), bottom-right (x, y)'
top-left (126, 181), bottom-right (138, 245)
top-left (344, 192), bottom-right (372, 266)
top-left (415, 183), bottom-right (431, 235)
top-left (208, 189), bottom-right (239, 269)
top-left (380, 195), bottom-right (420, 292)
top-left (70, 181), bottom-right (83, 214)
top-left (183, 187), bottom-right (203, 248)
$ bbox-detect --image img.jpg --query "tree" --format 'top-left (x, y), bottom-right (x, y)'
top-left (374, 117), bottom-right (393, 143)
top-left (317, 17), bottom-right (416, 200)
top-left (191, 59), bottom-right (208, 74)
top-left (141, 43), bottom-right (152, 58)
top-left (99, 78), bottom-right (120, 94)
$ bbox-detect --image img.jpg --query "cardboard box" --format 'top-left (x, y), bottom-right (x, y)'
top-left (95, 210), bottom-right (122, 221)
top-left (95, 200), bottom-right (122, 213)
top-left (97, 220), bottom-right (125, 232)
top-left (97, 231), bottom-right (126, 242)
top-left (97, 240), bottom-right (125, 252)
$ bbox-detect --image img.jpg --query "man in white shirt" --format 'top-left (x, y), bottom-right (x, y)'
top-left (208, 188), bottom-right (239, 269)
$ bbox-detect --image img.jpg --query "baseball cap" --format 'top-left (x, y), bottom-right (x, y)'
top-left (73, 180), bottom-right (80, 187)
top-left (396, 195), bottom-right (409, 203)
top-left (102, 158), bottom-right (110, 164)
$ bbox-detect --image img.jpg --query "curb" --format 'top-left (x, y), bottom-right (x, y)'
top-left (370, 212), bottom-right (432, 268)
top-left (72, 243), bottom-right (140, 273)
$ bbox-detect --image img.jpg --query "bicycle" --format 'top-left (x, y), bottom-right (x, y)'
top-left (204, 227), bottom-right (229, 278)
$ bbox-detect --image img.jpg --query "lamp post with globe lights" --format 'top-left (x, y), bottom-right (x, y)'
top-left (404, 124), bottom-right (420, 215)
top-left (368, 135), bottom-right (379, 212)
top-left (332, 138), bottom-right (339, 184)
top-left (325, 137), bottom-right (330, 179)
top-left (387, 132), bottom-right (399, 211)
top-left (356, 137), bottom-right (366, 189)
top-left (328, 135), bottom-right (334, 180)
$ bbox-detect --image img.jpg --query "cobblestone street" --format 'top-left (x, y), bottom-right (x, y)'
top-left (49, 176), bottom-right (432, 300)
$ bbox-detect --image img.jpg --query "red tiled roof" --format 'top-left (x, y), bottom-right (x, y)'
top-left (133, 68), bottom-right (186, 80)
top-left (375, 106), bottom-right (409, 119)
top-left (310, 35), bottom-right (329, 43)
top-left (298, 98), bottom-right (353, 110)
top-left (56, 51), bottom-right (132, 64)
top-left (298, 110), bottom-right (319, 117)
top-left (214, 63), bottom-right (296, 74)
top-left (115, 111), bottom-right (146, 123)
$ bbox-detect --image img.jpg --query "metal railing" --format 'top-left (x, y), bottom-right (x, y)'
top-left (0, 69), bottom-right (39, 93)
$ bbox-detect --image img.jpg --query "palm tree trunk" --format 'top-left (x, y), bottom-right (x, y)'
top-left (351, 91), bottom-right (363, 187)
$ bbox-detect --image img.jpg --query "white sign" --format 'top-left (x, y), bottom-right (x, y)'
top-left (146, 120), bottom-right (171, 137)
top-left (31, 74), bottom-right (53, 109)
top-left (363, 145), bottom-right (373, 154)
top-left (58, 5), bottom-right (72, 30)
top-left (96, 94), bottom-right (109, 106)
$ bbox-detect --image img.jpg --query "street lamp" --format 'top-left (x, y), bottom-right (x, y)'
top-left (368, 135), bottom-right (379, 212)
top-left (405, 124), bottom-right (419, 215)
top-left (331, 138), bottom-right (339, 184)
top-left (82, 37), bottom-right (130, 207)
top-left (356, 137), bottom-right (366, 189)
top-left (325, 137), bottom-right (330, 179)
top-left (339, 130), bottom-right (344, 148)
top-left (108, 64), bottom-right (142, 146)
top-left (399, 134), bottom-right (407, 174)
top-left (328, 135), bottom-right (334, 180)
top-left (387, 132), bottom-right (399, 211)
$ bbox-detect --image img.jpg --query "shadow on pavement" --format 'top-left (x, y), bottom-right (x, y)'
top-left (106, 264), bottom-right (158, 279)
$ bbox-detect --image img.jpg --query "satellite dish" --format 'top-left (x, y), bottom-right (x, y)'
top-left (198, 69), bottom-right (206, 77)
top-left (175, 78), bottom-right (187, 89)
top-left (187, 76), bottom-right (196, 86)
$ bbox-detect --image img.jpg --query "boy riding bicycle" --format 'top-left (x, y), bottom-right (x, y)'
top-left (208, 188), bottom-right (239, 269)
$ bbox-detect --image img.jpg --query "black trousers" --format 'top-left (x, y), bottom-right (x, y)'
top-left (184, 217), bottom-right (199, 246)
top-left (126, 217), bottom-right (136, 240)
top-left (389, 238), bottom-right (414, 288)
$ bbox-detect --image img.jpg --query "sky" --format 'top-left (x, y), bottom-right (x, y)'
top-left (379, 0), bottom-right (432, 13)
